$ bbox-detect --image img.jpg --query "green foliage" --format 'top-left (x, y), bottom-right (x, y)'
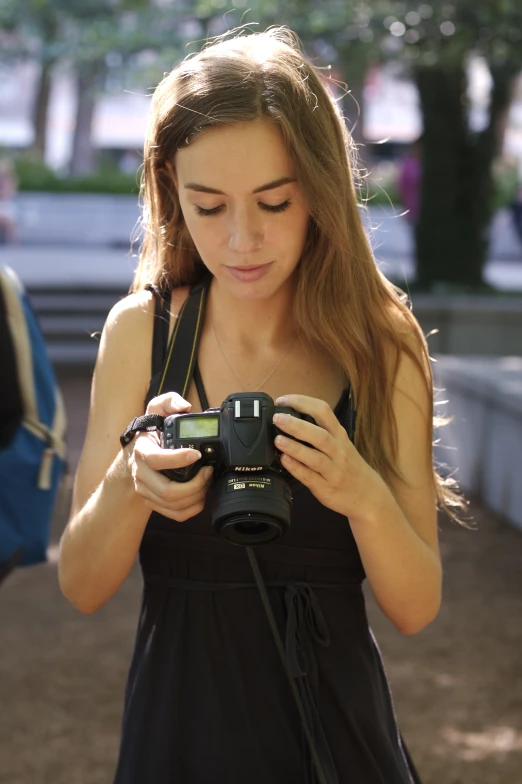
top-left (14, 155), bottom-right (139, 194)
top-left (14, 155), bottom-right (62, 190)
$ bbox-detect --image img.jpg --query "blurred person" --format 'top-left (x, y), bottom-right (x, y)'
top-left (509, 158), bottom-right (522, 246)
top-left (58, 28), bottom-right (458, 784)
top-left (397, 137), bottom-right (423, 228)
top-left (0, 158), bottom-right (19, 244)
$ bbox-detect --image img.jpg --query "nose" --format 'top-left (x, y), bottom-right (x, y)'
top-left (228, 209), bottom-right (263, 254)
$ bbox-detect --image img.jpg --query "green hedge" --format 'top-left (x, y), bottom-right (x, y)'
top-left (14, 156), bottom-right (140, 195)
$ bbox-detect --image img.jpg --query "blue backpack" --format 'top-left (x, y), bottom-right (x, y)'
top-left (0, 266), bottom-right (66, 581)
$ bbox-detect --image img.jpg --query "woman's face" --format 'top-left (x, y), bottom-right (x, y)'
top-left (173, 119), bottom-right (310, 299)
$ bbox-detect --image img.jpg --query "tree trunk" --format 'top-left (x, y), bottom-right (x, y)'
top-left (335, 48), bottom-right (369, 165)
top-left (69, 62), bottom-right (105, 177)
top-left (414, 64), bottom-right (516, 290)
top-left (414, 66), bottom-right (482, 288)
top-left (30, 59), bottom-right (54, 159)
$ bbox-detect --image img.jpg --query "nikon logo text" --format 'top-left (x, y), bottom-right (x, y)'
top-left (234, 466), bottom-right (264, 471)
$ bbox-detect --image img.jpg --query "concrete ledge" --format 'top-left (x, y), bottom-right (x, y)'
top-left (15, 193), bottom-right (141, 247)
top-left (413, 296), bottom-right (522, 355)
top-left (433, 356), bottom-right (522, 530)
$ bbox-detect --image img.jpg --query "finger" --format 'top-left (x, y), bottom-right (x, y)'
top-left (273, 411), bottom-right (337, 454)
top-left (279, 453), bottom-right (327, 492)
top-left (275, 395), bottom-right (341, 436)
top-left (132, 434), bottom-right (213, 498)
top-left (136, 433), bottom-right (202, 472)
top-left (275, 433), bottom-right (330, 478)
top-left (133, 456), bottom-right (208, 499)
top-left (151, 465), bottom-right (214, 503)
top-left (146, 392), bottom-right (192, 417)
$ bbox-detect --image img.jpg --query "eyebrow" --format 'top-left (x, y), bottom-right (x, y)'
top-left (184, 177), bottom-right (297, 195)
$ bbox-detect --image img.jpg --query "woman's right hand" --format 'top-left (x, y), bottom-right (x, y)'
top-left (128, 392), bottom-right (214, 521)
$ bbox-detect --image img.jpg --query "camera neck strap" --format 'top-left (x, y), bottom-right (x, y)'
top-left (157, 274), bottom-right (210, 397)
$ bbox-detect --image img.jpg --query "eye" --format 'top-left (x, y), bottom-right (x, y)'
top-left (194, 205), bottom-right (223, 217)
top-left (194, 199), bottom-right (292, 217)
top-left (259, 199), bottom-right (292, 213)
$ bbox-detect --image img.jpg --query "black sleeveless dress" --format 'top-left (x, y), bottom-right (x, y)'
top-left (113, 286), bottom-right (422, 784)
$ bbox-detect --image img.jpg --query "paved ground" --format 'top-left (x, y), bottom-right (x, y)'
top-left (1, 370), bottom-right (522, 784)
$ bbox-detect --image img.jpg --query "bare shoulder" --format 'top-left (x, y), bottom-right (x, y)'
top-left (385, 302), bottom-right (431, 398)
top-left (99, 284), bottom-right (190, 369)
top-left (103, 288), bottom-right (155, 341)
top-left (95, 290), bottom-right (154, 391)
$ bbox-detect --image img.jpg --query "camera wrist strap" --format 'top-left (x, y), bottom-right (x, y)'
top-left (143, 274), bottom-right (333, 784)
top-left (120, 414), bottom-right (165, 447)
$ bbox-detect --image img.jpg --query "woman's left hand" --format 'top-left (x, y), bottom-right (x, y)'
top-left (273, 394), bottom-right (383, 521)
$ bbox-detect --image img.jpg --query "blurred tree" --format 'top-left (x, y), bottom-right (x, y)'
top-left (0, 0), bottom-right (64, 157)
top-left (396, 1), bottom-right (522, 288)
top-left (0, 0), bottom-right (141, 164)
top-left (66, 1), bottom-right (153, 177)
top-left (0, 0), bottom-right (171, 171)
top-left (0, 0), bottom-right (249, 172)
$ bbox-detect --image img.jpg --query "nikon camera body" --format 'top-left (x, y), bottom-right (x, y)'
top-left (161, 392), bottom-right (315, 546)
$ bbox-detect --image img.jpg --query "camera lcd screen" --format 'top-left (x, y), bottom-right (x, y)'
top-left (179, 416), bottom-right (219, 439)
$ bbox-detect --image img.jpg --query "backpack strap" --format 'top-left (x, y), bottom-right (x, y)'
top-left (157, 274), bottom-right (211, 397)
top-left (0, 267), bottom-right (36, 424)
top-left (0, 266), bottom-right (66, 482)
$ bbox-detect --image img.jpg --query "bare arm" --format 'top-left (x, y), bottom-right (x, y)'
top-left (273, 337), bottom-right (440, 635)
top-left (347, 345), bottom-right (441, 635)
top-left (58, 291), bottom-right (211, 614)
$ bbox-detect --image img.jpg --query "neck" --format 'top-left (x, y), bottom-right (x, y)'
top-left (207, 274), bottom-right (298, 352)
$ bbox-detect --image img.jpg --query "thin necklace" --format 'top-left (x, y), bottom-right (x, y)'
top-left (210, 316), bottom-right (297, 392)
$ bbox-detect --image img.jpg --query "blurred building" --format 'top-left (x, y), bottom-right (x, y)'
top-left (1, 57), bottom-right (521, 170)
top-left (0, 60), bottom-right (150, 171)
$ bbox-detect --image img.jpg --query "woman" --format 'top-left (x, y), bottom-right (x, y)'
top-left (59, 27), bottom-right (459, 783)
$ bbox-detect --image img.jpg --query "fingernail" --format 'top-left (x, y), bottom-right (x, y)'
top-left (187, 451), bottom-right (202, 463)
top-left (273, 413), bottom-right (288, 424)
top-left (203, 466), bottom-right (214, 481)
top-left (275, 396), bottom-right (287, 405)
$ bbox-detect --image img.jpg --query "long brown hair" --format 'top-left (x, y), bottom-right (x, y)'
top-left (133, 26), bottom-right (464, 520)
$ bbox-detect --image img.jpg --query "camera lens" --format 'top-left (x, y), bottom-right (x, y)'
top-left (211, 472), bottom-right (292, 546)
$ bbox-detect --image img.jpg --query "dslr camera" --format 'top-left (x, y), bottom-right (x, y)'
top-left (162, 392), bottom-right (315, 546)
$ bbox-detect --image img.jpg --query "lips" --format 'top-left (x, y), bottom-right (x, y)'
top-left (225, 262), bottom-right (273, 282)
top-left (228, 264), bottom-right (265, 271)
